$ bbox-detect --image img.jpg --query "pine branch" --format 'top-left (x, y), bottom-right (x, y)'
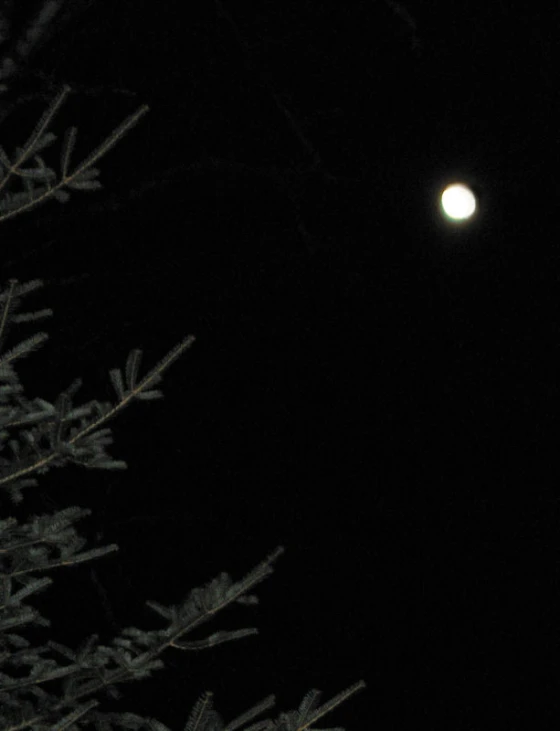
top-left (0, 280), bottom-right (195, 503)
top-left (0, 85), bottom-right (149, 223)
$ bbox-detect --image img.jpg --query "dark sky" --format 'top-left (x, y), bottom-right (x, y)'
top-left (1, 1), bottom-right (558, 729)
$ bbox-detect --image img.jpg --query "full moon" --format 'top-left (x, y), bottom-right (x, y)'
top-left (440, 183), bottom-right (477, 222)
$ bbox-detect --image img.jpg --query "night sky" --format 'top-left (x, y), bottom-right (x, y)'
top-left (1, 1), bottom-right (558, 729)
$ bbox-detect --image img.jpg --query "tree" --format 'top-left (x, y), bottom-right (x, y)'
top-left (0, 3), bottom-right (366, 728)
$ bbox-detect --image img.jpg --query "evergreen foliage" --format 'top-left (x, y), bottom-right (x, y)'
top-left (0, 83), bottom-right (149, 223)
top-left (0, 3), bottom-right (366, 729)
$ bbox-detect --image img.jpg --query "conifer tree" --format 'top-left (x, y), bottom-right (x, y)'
top-left (0, 3), bottom-right (366, 729)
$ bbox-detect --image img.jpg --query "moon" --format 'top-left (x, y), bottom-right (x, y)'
top-left (440, 183), bottom-right (477, 222)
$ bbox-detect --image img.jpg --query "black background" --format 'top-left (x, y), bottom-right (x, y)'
top-left (1, 1), bottom-right (558, 728)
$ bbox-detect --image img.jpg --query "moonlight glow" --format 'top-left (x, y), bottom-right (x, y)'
top-left (440, 183), bottom-right (477, 222)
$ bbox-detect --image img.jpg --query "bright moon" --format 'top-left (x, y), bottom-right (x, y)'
top-left (440, 183), bottom-right (477, 222)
